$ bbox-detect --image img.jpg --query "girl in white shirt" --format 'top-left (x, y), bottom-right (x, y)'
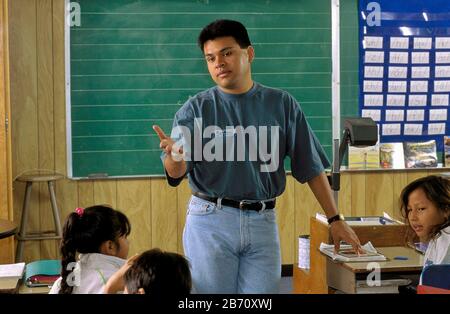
top-left (400, 175), bottom-right (450, 268)
top-left (49, 205), bottom-right (131, 294)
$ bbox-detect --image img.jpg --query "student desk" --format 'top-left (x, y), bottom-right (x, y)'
top-left (0, 279), bottom-right (51, 294)
top-left (19, 282), bottom-right (51, 294)
top-left (327, 246), bottom-right (423, 294)
top-left (293, 217), bottom-right (423, 294)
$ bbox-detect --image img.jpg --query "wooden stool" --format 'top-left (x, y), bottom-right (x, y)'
top-left (15, 173), bottom-right (64, 262)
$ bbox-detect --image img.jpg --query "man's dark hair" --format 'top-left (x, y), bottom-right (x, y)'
top-left (198, 19), bottom-right (251, 51)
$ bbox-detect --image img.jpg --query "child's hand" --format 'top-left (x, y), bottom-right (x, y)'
top-left (103, 254), bottom-right (139, 294)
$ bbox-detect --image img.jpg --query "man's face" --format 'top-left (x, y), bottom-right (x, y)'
top-left (203, 36), bottom-right (254, 94)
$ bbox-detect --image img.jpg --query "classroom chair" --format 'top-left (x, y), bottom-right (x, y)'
top-left (15, 173), bottom-right (64, 262)
top-left (417, 264), bottom-right (450, 294)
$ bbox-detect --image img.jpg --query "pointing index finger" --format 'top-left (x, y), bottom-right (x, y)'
top-left (153, 125), bottom-right (168, 140)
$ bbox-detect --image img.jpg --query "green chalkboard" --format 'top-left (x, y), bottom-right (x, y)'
top-left (67, 0), bottom-right (359, 178)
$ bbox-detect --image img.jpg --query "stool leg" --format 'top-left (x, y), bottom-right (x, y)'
top-left (16, 181), bottom-right (33, 262)
top-left (48, 181), bottom-right (62, 238)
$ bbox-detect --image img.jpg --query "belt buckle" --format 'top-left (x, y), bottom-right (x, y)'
top-left (239, 200), bottom-right (252, 210)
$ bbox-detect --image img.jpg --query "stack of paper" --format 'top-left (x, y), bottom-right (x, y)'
top-left (0, 262), bottom-right (25, 279)
top-left (319, 242), bottom-right (387, 262)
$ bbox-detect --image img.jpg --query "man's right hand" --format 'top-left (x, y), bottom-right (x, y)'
top-left (153, 125), bottom-right (187, 179)
top-left (153, 125), bottom-right (183, 161)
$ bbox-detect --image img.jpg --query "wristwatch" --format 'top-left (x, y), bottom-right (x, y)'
top-left (327, 213), bottom-right (344, 224)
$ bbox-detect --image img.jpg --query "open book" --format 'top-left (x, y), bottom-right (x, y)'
top-left (319, 242), bottom-right (387, 262)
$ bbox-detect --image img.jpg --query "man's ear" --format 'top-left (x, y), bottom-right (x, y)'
top-left (247, 45), bottom-right (255, 63)
top-left (137, 288), bottom-right (146, 294)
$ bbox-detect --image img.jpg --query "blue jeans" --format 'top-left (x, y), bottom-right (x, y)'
top-left (183, 195), bottom-right (281, 294)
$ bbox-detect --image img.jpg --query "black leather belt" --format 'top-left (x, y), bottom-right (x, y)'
top-left (192, 192), bottom-right (275, 211)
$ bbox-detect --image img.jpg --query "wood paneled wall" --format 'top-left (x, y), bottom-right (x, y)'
top-left (6, 0), bottom-right (448, 265)
top-left (0, 0), bottom-right (14, 264)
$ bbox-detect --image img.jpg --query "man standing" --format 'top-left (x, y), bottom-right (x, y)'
top-left (153, 19), bottom-right (361, 293)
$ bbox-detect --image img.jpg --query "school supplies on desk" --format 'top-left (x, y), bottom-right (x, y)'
top-left (319, 242), bottom-right (387, 262)
top-left (0, 262), bottom-right (25, 279)
top-left (315, 213), bottom-right (400, 226)
top-left (25, 260), bottom-right (60, 287)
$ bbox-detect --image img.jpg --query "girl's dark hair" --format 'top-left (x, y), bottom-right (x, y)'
top-left (198, 19), bottom-right (251, 51)
top-left (400, 175), bottom-right (450, 244)
top-left (124, 248), bottom-right (191, 295)
top-left (59, 205), bottom-right (131, 294)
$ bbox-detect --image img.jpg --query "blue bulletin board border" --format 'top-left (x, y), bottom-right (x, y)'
top-left (358, 0), bottom-right (450, 152)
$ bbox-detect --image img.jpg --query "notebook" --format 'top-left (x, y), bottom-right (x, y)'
top-left (25, 260), bottom-right (61, 287)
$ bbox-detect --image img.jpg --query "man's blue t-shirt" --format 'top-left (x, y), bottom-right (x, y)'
top-left (163, 82), bottom-right (330, 200)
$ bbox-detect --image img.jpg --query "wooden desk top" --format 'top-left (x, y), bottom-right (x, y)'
top-left (338, 246), bottom-right (424, 273)
top-left (0, 219), bottom-right (17, 239)
top-left (19, 282), bottom-right (51, 294)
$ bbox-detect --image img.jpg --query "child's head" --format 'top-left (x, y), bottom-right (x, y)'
top-left (123, 248), bottom-right (191, 295)
top-left (400, 175), bottom-right (450, 243)
top-left (59, 205), bottom-right (131, 294)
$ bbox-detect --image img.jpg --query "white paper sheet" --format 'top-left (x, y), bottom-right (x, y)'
top-left (388, 66), bottom-right (408, 78)
top-left (413, 37), bottom-right (432, 50)
top-left (436, 52), bottom-right (450, 64)
top-left (406, 110), bottom-right (425, 121)
top-left (435, 37), bottom-right (450, 49)
top-left (410, 80), bottom-right (428, 93)
top-left (411, 66), bottom-right (430, 78)
top-left (408, 94), bottom-right (427, 106)
top-left (0, 263), bottom-right (25, 278)
top-left (431, 94), bottom-right (449, 106)
top-left (365, 51), bottom-right (384, 63)
top-left (404, 124), bottom-right (423, 135)
top-left (390, 37), bottom-right (409, 49)
top-left (363, 80), bottom-right (383, 92)
top-left (429, 109), bottom-right (448, 121)
top-left (385, 110), bottom-right (404, 121)
top-left (386, 94), bottom-right (405, 106)
top-left (411, 52), bottom-right (429, 64)
top-left (364, 94), bottom-right (383, 106)
top-left (435, 66), bottom-right (450, 78)
top-left (434, 80), bottom-right (450, 92)
top-left (389, 52), bottom-right (408, 64)
top-left (362, 109), bottom-right (381, 121)
top-left (428, 123), bottom-right (446, 135)
top-left (388, 81), bottom-right (407, 93)
top-left (364, 66), bottom-right (384, 78)
top-left (364, 36), bottom-right (383, 49)
top-left (382, 124), bottom-right (401, 136)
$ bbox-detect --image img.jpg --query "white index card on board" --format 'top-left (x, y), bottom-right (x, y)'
top-left (431, 94), bottom-right (449, 106)
top-left (406, 110), bottom-right (425, 121)
top-left (390, 37), bottom-right (409, 49)
top-left (428, 123), bottom-right (446, 135)
top-left (364, 36), bottom-right (383, 49)
top-left (404, 124), bottom-right (423, 135)
top-left (382, 124), bottom-right (401, 136)
top-left (429, 109), bottom-right (448, 121)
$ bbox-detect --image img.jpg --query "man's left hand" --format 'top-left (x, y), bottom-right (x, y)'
top-left (329, 220), bottom-right (364, 254)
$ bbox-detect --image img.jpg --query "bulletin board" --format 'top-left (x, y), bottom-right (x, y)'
top-left (358, 0), bottom-right (450, 152)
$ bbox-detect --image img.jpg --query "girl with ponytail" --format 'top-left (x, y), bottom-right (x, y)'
top-left (49, 205), bottom-right (131, 294)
